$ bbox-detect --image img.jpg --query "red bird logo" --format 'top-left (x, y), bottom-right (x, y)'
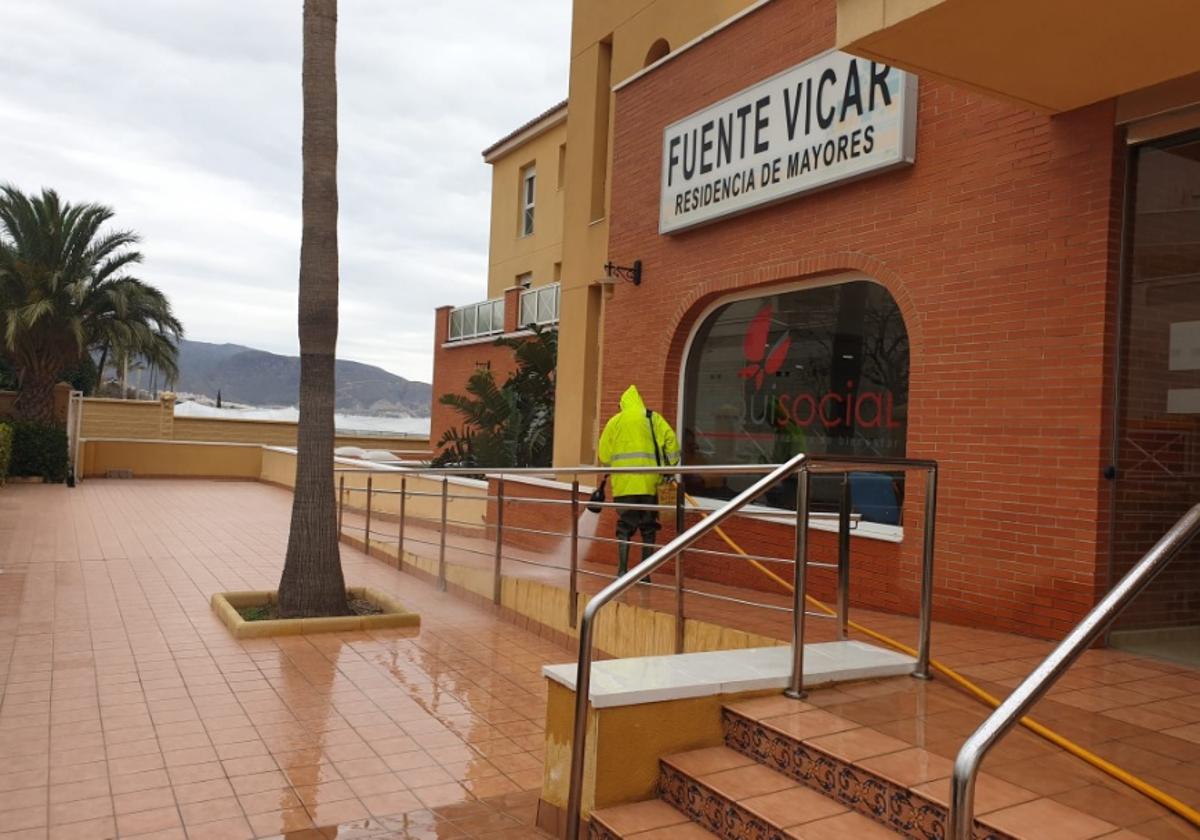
top-left (739, 304), bottom-right (791, 391)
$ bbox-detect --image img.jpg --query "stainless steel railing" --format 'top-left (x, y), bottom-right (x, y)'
top-left (947, 502), bottom-right (1200, 840)
top-left (332, 460), bottom-right (858, 641)
top-left (561, 454), bottom-right (939, 839)
top-left (330, 454), bottom-right (939, 840)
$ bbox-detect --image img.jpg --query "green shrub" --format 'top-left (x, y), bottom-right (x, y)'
top-left (0, 423), bottom-right (12, 485)
top-left (9, 421), bottom-right (68, 483)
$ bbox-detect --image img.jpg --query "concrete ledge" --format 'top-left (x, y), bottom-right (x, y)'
top-left (210, 586), bottom-right (420, 639)
top-left (543, 641), bottom-right (914, 708)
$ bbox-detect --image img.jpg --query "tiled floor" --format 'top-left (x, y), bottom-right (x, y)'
top-left (0, 481), bottom-right (559, 839)
top-left (2, 480), bottom-right (1198, 839)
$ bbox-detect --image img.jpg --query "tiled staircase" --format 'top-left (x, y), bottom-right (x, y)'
top-left (589, 692), bottom-right (1137, 840)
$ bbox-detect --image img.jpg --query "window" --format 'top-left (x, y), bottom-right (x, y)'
top-left (520, 284), bottom-right (560, 328)
top-left (521, 165), bottom-right (536, 236)
top-left (448, 298), bottom-right (505, 342)
top-left (644, 38), bottom-right (670, 67)
top-left (557, 144), bottom-right (567, 189)
top-left (516, 272), bottom-right (532, 289)
top-left (681, 280), bottom-right (909, 521)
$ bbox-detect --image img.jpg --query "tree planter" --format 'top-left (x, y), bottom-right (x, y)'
top-left (211, 587), bottom-right (419, 639)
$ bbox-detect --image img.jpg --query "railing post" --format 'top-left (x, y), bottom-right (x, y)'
top-left (438, 478), bottom-right (449, 591)
top-left (364, 475), bottom-right (373, 553)
top-left (569, 479), bottom-right (580, 628)
top-left (674, 483), bottom-right (685, 654)
top-left (337, 474), bottom-right (345, 535)
top-left (785, 468), bottom-right (812, 700)
top-left (914, 466), bottom-right (937, 680)
top-left (837, 472), bottom-right (851, 641)
top-left (492, 477), bottom-right (505, 605)
top-left (397, 475), bottom-right (407, 571)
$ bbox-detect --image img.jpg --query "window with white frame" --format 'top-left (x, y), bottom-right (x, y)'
top-left (521, 165), bottom-right (536, 236)
top-left (519, 283), bottom-right (559, 328)
top-left (448, 298), bottom-right (505, 342)
top-left (516, 272), bottom-right (532, 289)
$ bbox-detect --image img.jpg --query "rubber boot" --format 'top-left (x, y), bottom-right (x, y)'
top-left (617, 541), bottom-right (630, 577)
top-left (639, 538), bottom-right (654, 584)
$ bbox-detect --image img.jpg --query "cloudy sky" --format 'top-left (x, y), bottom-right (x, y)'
top-left (0, 1), bottom-right (571, 383)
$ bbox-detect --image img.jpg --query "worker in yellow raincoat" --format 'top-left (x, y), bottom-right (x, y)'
top-left (598, 385), bottom-right (680, 581)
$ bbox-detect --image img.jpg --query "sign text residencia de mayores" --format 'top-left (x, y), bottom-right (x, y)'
top-left (659, 50), bottom-right (917, 234)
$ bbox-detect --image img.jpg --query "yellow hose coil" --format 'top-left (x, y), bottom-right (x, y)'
top-left (683, 493), bottom-right (1200, 829)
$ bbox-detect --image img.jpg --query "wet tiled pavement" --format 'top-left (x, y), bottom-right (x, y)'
top-left (2, 480), bottom-right (1198, 839)
top-left (0, 481), bottom-right (557, 839)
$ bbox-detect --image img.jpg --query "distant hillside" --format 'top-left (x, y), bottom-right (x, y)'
top-left (172, 339), bottom-right (430, 416)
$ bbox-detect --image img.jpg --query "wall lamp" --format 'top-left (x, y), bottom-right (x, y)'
top-left (603, 259), bottom-right (642, 286)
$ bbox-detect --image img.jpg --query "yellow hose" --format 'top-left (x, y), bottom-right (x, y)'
top-left (683, 493), bottom-right (1200, 829)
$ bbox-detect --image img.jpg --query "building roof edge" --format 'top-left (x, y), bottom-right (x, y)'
top-left (482, 100), bottom-right (569, 162)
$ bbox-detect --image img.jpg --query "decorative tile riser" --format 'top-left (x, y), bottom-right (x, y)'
top-left (721, 708), bottom-right (1017, 840)
top-left (658, 762), bottom-right (796, 840)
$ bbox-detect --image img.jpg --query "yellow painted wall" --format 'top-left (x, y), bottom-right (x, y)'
top-left (486, 113), bottom-right (568, 300)
top-left (80, 398), bottom-right (172, 440)
top-left (541, 679), bottom-right (776, 816)
top-left (335, 467), bottom-right (488, 531)
top-left (81, 439), bottom-right (263, 479)
top-left (79, 397), bottom-right (429, 454)
top-left (553, 0), bottom-right (760, 465)
top-left (837, 0), bottom-right (1200, 113)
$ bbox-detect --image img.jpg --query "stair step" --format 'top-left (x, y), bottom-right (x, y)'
top-left (659, 745), bottom-right (895, 838)
top-left (589, 798), bottom-right (718, 838)
top-left (720, 692), bottom-right (1133, 840)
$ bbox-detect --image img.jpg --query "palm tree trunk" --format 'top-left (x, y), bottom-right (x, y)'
top-left (277, 0), bottom-right (347, 617)
top-left (95, 344), bottom-right (109, 396)
top-left (13, 354), bottom-right (61, 423)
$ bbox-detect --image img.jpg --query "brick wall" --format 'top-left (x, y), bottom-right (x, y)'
top-left (429, 305), bottom-right (520, 456)
top-left (604, 0), bottom-right (1124, 639)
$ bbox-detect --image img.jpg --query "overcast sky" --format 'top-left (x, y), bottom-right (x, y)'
top-left (0, 1), bottom-right (571, 383)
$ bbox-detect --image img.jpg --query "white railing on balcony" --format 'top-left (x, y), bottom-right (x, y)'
top-left (519, 283), bottom-right (560, 328)
top-left (448, 298), bottom-right (504, 342)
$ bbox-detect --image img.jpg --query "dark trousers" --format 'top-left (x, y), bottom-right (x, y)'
top-left (614, 494), bottom-right (660, 576)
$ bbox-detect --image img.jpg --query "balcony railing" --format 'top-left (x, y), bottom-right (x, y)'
top-left (448, 298), bottom-right (504, 342)
top-left (519, 282), bottom-right (559, 328)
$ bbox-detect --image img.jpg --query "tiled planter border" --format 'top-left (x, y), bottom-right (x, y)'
top-left (211, 586), bottom-right (420, 639)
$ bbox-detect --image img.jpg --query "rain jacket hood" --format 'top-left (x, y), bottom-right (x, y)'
top-left (619, 384), bottom-right (646, 415)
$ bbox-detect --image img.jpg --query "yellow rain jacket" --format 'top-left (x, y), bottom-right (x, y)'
top-left (598, 385), bottom-right (680, 497)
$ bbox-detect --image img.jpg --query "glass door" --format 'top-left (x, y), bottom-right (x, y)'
top-left (1111, 134), bottom-right (1200, 664)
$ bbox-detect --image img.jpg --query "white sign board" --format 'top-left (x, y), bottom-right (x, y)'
top-left (659, 50), bottom-right (917, 234)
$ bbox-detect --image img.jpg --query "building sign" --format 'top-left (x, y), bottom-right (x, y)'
top-left (659, 50), bottom-right (917, 234)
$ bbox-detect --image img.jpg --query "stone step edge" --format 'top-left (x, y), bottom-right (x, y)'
top-left (588, 801), bottom-right (692, 840)
top-left (719, 705), bottom-right (1018, 840)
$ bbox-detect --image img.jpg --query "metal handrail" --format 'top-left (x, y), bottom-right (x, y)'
top-left (562, 454), bottom-right (939, 839)
top-left (947, 502), bottom-right (1200, 840)
top-left (563, 453), bottom-right (808, 837)
top-left (331, 461), bottom-right (910, 476)
top-left (332, 453), bottom-right (938, 840)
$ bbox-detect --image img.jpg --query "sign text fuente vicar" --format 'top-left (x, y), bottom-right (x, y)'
top-left (660, 50), bottom-right (917, 234)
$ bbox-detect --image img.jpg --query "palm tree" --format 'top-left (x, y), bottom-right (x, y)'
top-left (0, 186), bottom-right (182, 422)
top-left (276, 0), bottom-right (348, 618)
top-left (434, 327), bottom-right (557, 468)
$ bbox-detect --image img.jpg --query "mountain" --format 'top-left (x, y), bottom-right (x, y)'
top-left (171, 339), bottom-right (431, 416)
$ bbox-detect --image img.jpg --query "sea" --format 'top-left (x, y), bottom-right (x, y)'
top-left (173, 400), bottom-right (431, 437)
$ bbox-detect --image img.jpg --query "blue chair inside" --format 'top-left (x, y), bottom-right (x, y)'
top-left (849, 471), bottom-right (900, 525)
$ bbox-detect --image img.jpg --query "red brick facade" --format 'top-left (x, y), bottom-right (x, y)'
top-left (602, 0), bottom-right (1126, 639)
top-left (429, 289), bottom-right (523, 455)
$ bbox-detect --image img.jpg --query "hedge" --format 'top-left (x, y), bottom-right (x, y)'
top-left (9, 421), bottom-right (68, 483)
